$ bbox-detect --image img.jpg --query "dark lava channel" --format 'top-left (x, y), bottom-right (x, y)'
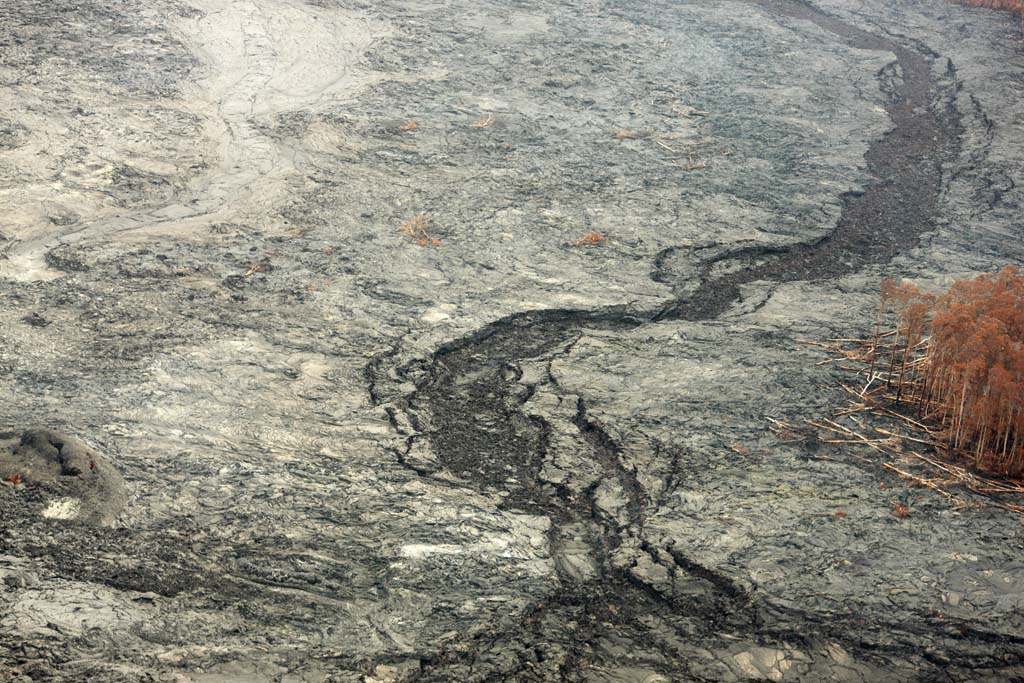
top-left (372, 0), bottom-right (969, 677)
top-left (656, 0), bottom-right (962, 321)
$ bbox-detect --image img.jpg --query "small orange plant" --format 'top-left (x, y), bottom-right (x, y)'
top-left (892, 503), bottom-right (911, 518)
top-left (400, 213), bottom-right (440, 247)
top-left (573, 231), bottom-right (605, 246)
top-left (471, 114), bottom-right (496, 128)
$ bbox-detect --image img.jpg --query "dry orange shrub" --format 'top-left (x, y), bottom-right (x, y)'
top-left (892, 503), bottom-right (912, 518)
top-left (399, 213), bottom-right (440, 247)
top-left (573, 231), bottom-right (605, 246)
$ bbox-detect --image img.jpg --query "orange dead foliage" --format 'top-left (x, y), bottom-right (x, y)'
top-left (400, 213), bottom-right (440, 247)
top-left (398, 121), bottom-right (419, 132)
top-left (959, 0), bottom-right (1024, 11)
top-left (573, 231), bottom-right (605, 247)
top-left (957, 0), bottom-right (1024, 25)
top-left (892, 503), bottom-right (911, 518)
top-left (880, 267), bottom-right (1024, 477)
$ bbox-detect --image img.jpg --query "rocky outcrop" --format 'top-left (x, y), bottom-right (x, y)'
top-left (0, 430), bottom-right (127, 526)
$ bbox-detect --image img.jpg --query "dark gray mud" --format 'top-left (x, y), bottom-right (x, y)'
top-left (370, 1), bottom-right (1012, 680)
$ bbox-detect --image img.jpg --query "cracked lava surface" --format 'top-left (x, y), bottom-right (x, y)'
top-left (1, 0), bottom-right (1024, 681)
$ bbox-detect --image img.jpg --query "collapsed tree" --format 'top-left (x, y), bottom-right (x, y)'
top-left (878, 266), bottom-right (1024, 477)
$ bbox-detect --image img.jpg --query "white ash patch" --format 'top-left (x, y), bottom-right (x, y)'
top-left (41, 497), bottom-right (81, 521)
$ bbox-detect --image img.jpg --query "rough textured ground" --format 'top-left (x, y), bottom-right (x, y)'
top-left (1, 0), bottom-right (1023, 681)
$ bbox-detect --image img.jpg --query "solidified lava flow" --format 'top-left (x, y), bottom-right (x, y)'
top-left (8, 0), bottom-right (1024, 678)
top-left (375, 0), bottom-right (969, 678)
